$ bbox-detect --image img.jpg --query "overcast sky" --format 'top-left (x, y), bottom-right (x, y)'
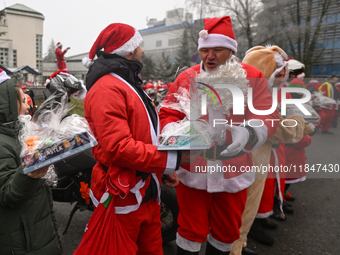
top-left (0, 0), bottom-right (188, 57)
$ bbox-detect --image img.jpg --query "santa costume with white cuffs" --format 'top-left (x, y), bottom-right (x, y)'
top-left (159, 16), bottom-right (279, 254)
top-left (82, 23), bottom-right (179, 254)
top-left (55, 42), bottom-right (68, 70)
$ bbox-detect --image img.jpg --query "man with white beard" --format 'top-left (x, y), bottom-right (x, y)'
top-left (159, 16), bottom-right (279, 255)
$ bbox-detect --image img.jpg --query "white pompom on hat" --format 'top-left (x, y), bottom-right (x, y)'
top-left (198, 16), bottom-right (238, 53)
top-left (83, 23), bottom-right (143, 69)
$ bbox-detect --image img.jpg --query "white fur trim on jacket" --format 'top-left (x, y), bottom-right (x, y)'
top-left (198, 33), bottom-right (237, 53)
top-left (285, 175), bottom-right (306, 184)
top-left (164, 151), bottom-right (177, 174)
top-left (112, 29), bottom-right (143, 57)
top-left (256, 210), bottom-right (273, 219)
top-left (176, 164), bottom-right (255, 193)
top-left (207, 234), bottom-right (234, 252)
top-left (176, 232), bottom-right (202, 252)
top-left (0, 71), bottom-right (10, 83)
top-left (82, 56), bottom-right (94, 69)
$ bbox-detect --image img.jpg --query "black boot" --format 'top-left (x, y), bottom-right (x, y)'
top-left (242, 246), bottom-right (259, 255)
top-left (205, 242), bottom-right (230, 255)
top-left (283, 201), bottom-right (294, 214)
top-left (259, 218), bottom-right (278, 229)
top-left (177, 245), bottom-right (199, 255)
top-left (248, 218), bottom-right (275, 246)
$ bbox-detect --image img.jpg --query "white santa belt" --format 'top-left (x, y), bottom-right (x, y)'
top-left (177, 160), bottom-right (255, 193)
top-left (90, 173), bottom-right (161, 214)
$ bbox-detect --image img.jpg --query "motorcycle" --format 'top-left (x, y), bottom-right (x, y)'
top-left (36, 72), bottom-right (179, 241)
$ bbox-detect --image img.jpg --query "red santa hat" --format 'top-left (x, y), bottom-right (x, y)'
top-left (56, 42), bottom-right (62, 48)
top-left (198, 16), bottom-right (238, 53)
top-left (82, 23), bottom-right (143, 69)
top-left (0, 68), bottom-right (10, 83)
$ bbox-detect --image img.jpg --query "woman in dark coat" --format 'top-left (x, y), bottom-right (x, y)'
top-left (0, 74), bottom-right (63, 255)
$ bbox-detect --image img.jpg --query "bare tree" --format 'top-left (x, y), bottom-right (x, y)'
top-left (209, 0), bottom-right (263, 49)
top-left (43, 39), bottom-right (56, 62)
top-left (259, 0), bottom-right (333, 76)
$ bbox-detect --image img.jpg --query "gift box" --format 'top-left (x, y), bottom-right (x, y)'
top-left (22, 132), bottom-right (97, 174)
top-left (157, 134), bottom-right (211, 150)
top-left (18, 89), bottom-right (98, 175)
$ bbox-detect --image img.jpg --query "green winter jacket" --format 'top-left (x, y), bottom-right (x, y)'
top-left (0, 79), bottom-right (63, 255)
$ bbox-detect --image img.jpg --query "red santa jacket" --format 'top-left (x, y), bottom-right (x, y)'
top-left (307, 80), bottom-right (322, 92)
top-left (159, 63), bottom-right (279, 193)
top-left (144, 82), bottom-right (154, 90)
top-left (84, 73), bottom-right (177, 214)
top-left (55, 48), bottom-right (67, 70)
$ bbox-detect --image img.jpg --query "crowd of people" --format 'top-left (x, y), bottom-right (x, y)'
top-left (0, 14), bottom-right (339, 255)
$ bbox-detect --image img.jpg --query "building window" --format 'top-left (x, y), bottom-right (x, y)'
top-left (331, 64), bottom-right (340, 75)
top-left (36, 34), bottom-right (43, 58)
top-left (334, 38), bottom-right (340, 48)
top-left (311, 17), bottom-right (317, 26)
top-left (325, 39), bottom-right (333, 49)
top-left (326, 14), bottom-right (336, 24)
top-left (0, 48), bottom-right (8, 66)
top-left (36, 60), bottom-right (42, 71)
top-left (313, 64), bottom-right (332, 76)
top-left (168, 38), bottom-right (179, 46)
top-left (167, 10), bottom-right (178, 19)
top-left (156, 40), bottom-right (162, 47)
top-left (13, 50), bottom-right (17, 67)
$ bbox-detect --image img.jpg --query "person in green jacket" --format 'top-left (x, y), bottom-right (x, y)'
top-left (0, 73), bottom-right (63, 255)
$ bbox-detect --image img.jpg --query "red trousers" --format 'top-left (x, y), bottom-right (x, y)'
top-left (318, 106), bottom-right (335, 131)
top-left (177, 182), bottom-right (247, 246)
top-left (116, 199), bottom-right (163, 255)
top-left (257, 175), bottom-right (285, 217)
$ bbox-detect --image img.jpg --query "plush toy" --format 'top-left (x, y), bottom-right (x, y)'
top-left (26, 136), bottom-right (40, 152)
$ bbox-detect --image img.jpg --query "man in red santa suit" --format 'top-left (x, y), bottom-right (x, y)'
top-left (159, 16), bottom-right (279, 255)
top-left (82, 23), bottom-right (186, 254)
top-left (55, 42), bottom-right (70, 70)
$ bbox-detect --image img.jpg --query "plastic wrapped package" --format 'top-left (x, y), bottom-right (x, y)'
top-left (157, 118), bottom-right (216, 150)
top-left (283, 103), bottom-right (320, 123)
top-left (158, 70), bottom-right (217, 150)
top-left (311, 91), bottom-right (337, 107)
top-left (46, 70), bottom-right (87, 100)
top-left (18, 89), bottom-right (97, 174)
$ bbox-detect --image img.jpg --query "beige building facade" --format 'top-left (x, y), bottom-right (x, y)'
top-left (0, 3), bottom-right (44, 83)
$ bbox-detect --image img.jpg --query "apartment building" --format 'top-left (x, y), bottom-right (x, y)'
top-left (0, 3), bottom-right (44, 83)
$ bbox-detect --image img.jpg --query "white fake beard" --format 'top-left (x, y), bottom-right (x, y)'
top-left (196, 55), bottom-right (249, 116)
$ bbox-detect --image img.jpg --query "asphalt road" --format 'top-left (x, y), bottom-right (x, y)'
top-left (54, 126), bottom-right (340, 255)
